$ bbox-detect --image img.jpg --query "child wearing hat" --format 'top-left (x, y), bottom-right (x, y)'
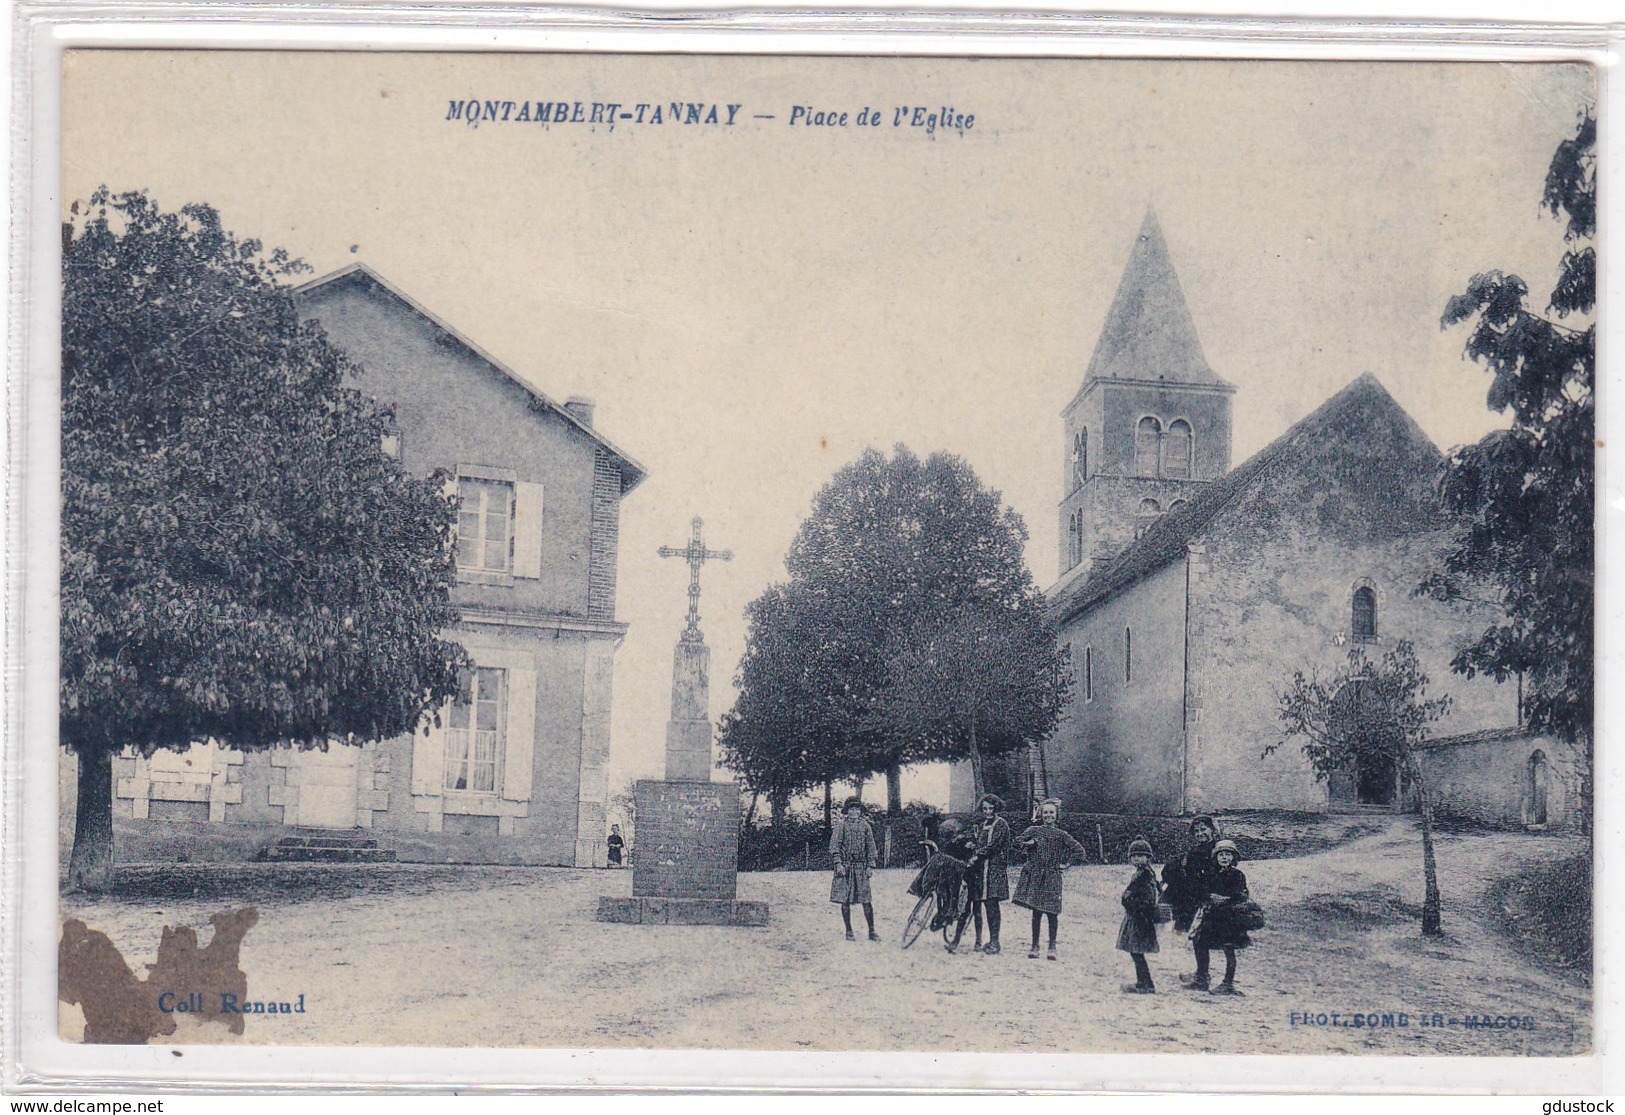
top-left (1117, 836), bottom-right (1162, 993)
top-left (1012, 799), bottom-right (1089, 960)
top-left (830, 797), bottom-right (880, 941)
top-left (1187, 838), bottom-right (1253, 994)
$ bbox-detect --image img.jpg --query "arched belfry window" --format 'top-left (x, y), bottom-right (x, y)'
top-left (1164, 419), bottom-right (1193, 479)
top-left (1352, 584), bottom-right (1378, 643)
top-left (1135, 417), bottom-right (1162, 477)
top-left (1134, 497), bottom-right (1161, 539)
top-left (1071, 428), bottom-right (1088, 490)
top-left (1067, 510), bottom-right (1083, 570)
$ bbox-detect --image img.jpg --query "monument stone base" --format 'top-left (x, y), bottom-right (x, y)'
top-left (595, 778), bottom-right (770, 928)
top-left (596, 895), bottom-right (770, 926)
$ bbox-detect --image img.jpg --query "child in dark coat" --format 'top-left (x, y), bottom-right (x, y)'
top-left (963, 793), bottom-right (1013, 955)
top-left (1187, 838), bottom-right (1254, 994)
top-left (830, 797), bottom-right (880, 941)
top-left (1117, 836), bottom-right (1161, 993)
top-left (1012, 799), bottom-right (1089, 960)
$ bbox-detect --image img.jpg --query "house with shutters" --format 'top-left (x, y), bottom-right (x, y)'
top-left (66, 264), bottom-right (645, 866)
top-left (955, 213), bottom-right (1581, 830)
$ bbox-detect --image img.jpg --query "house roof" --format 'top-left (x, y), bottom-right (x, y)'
top-left (1074, 211), bottom-right (1234, 400)
top-left (294, 264), bottom-right (647, 494)
top-left (1048, 372), bottom-right (1437, 623)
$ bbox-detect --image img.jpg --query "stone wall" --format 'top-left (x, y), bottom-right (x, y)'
top-left (1418, 730), bottom-right (1580, 830)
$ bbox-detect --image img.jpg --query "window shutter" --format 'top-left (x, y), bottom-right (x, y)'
top-left (501, 666), bottom-right (538, 803)
top-left (513, 482), bottom-right (545, 579)
top-left (411, 705), bottom-right (446, 797)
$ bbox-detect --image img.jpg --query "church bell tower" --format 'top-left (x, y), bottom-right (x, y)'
top-left (1058, 211), bottom-right (1236, 580)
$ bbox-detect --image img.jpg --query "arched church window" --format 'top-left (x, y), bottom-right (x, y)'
top-left (1072, 428), bottom-right (1088, 489)
top-left (1352, 584), bottom-right (1377, 643)
top-left (1164, 419), bottom-right (1193, 479)
top-left (1135, 416), bottom-right (1162, 477)
top-left (1124, 626), bottom-right (1133, 684)
top-left (1134, 497), bottom-right (1161, 539)
top-left (1067, 510), bottom-right (1083, 570)
top-left (1168, 498), bottom-right (1187, 513)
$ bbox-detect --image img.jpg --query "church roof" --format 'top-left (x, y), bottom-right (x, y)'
top-left (295, 264), bottom-right (647, 494)
top-left (1048, 372), bottom-right (1440, 623)
top-left (1077, 210), bottom-right (1233, 393)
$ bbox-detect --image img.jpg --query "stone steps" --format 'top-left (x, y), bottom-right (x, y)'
top-left (263, 832), bottom-right (398, 863)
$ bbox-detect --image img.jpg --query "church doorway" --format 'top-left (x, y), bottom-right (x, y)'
top-left (1325, 679), bottom-right (1401, 811)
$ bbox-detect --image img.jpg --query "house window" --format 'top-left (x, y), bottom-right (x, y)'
top-left (1135, 417), bottom-right (1162, 477)
top-left (457, 477), bottom-right (515, 574)
top-left (1352, 584), bottom-right (1378, 642)
top-left (1084, 646), bottom-right (1094, 702)
top-left (1164, 419), bottom-right (1193, 479)
top-left (1072, 428), bottom-right (1089, 490)
top-left (1134, 497), bottom-right (1162, 539)
top-left (1124, 627), bottom-right (1133, 684)
top-left (444, 666), bottom-right (506, 794)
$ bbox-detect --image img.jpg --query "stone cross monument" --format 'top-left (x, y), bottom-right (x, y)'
top-left (597, 517), bottom-right (768, 927)
top-left (656, 517), bottom-right (731, 781)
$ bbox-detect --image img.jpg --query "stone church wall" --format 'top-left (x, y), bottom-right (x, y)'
top-left (1050, 559), bottom-right (1189, 814)
top-left (1185, 440), bottom-right (1519, 813)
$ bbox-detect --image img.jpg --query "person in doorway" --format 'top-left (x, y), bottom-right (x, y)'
top-left (606, 824), bottom-right (625, 867)
top-left (830, 797), bottom-right (880, 941)
top-left (962, 793), bottom-right (1012, 955)
top-left (1117, 836), bottom-right (1162, 993)
top-left (1012, 798), bottom-right (1088, 960)
top-left (1187, 838), bottom-right (1255, 994)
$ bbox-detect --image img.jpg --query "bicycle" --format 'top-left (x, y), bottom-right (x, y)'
top-left (901, 838), bottom-right (973, 949)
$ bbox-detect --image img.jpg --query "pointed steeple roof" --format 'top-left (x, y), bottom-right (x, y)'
top-left (1083, 211), bottom-right (1230, 388)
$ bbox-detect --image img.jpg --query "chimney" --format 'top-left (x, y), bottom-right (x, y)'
top-left (564, 395), bottom-right (596, 428)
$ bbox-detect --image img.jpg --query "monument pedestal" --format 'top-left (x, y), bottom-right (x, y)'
top-left (597, 544), bottom-right (769, 927)
top-left (595, 780), bottom-right (769, 925)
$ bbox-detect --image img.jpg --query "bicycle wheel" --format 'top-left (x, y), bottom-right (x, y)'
top-left (901, 893), bottom-right (937, 949)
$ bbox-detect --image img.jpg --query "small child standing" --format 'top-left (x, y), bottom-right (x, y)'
top-left (1188, 838), bottom-right (1255, 994)
top-left (830, 797), bottom-right (880, 942)
top-left (1012, 799), bottom-right (1089, 960)
top-left (1117, 836), bottom-right (1161, 993)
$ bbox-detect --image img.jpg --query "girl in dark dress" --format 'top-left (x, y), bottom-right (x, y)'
top-left (962, 793), bottom-right (1012, 955)
top-left (1117, 836), bottom-right (1161, 993)
top-left (1012, 799), bottom-right (1089, 960)
top-left (606, 825), bottom-right (625, 867)
top-left (1188, 838), bottom-right (1253, 994)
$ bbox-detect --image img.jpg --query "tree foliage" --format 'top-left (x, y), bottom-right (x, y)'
top-left (1422, 110), bottom-right (1594, 753)
top-left (62, 188), bottom-right (469, 888)
top-left (718, 446), bottom-right (1067, 814)
top-left (1272, 641), bottom-right (1452, 935)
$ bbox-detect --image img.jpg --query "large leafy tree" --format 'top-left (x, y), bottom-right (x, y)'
top-left (62, 189), bottom-right (469, 890)
top-left (1421, 110), bottom-right (1595, 828)
top-left (1272, 642), bottom-right (1453, 936)
top-left (720, 446), bottom-right (1066, 816)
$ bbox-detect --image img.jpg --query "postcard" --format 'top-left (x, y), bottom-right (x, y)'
top-left (22, 39), bottom-right (1605, 1085)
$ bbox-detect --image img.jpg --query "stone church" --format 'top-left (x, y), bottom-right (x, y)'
top-left (61, 264), bottom-right (645, 866)
top-left (958, 213), bottom-right (1579, 829)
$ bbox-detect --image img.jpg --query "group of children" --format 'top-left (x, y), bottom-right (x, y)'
top-left (830, 797), bottom-right (1262, 994)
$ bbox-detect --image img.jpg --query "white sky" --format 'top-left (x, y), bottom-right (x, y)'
top-left (62, 52), bottom-right (1593, 809)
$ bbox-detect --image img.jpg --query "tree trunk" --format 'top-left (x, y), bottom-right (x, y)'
top-left (743, 790), bottom-right (759, 829)
top-left (1411, 755), bottom-right (1443, 936)
top-left (886, 761), bottom-right (903, 817)
top-left (769, 787), bottom-right (790, 828)
top-left (68, 748), bottom-right (115, 894)
top-left (967, 717), bottom-right (985, 803)
top-left (823, 779), bottom-right (832, 841)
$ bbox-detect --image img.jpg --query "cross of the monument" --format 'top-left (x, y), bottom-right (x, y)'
top-left (658, 516), bottom-right (731, 643)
